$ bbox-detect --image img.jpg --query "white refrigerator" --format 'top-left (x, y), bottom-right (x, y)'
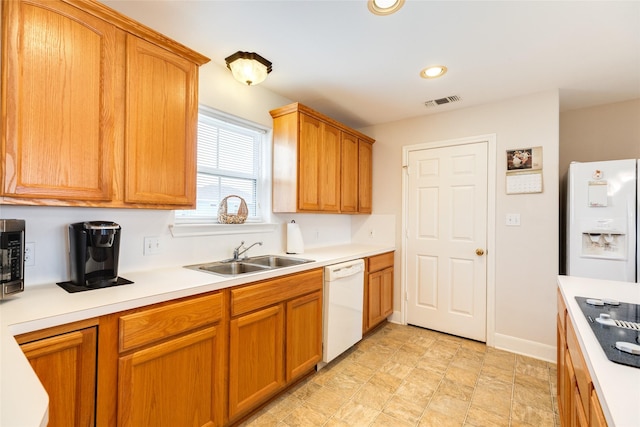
top-left (566, 159), bottom-right (638, 283)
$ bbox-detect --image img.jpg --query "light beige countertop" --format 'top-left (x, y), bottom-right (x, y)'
top-left (0, 244), bottom-right (394, 427)
top-left (557, 275), bottom-right (640, 427)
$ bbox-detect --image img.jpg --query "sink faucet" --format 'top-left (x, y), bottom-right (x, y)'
top-left (232, 241), bottom-right (263, 261)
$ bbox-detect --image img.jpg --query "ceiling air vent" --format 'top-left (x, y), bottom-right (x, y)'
top-left (425, 95), bottom-right (462, 108)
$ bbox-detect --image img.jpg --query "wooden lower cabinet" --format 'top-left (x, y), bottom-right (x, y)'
top-left (558, 318), bottom-right (569, 423)
top-left (118, 326), bottom-right (222, 427)
top-left (18, 323), bottom-right (97, 427)
top-left (589, 389), bottom-right (607, 427)
top-left (557, 288), bottom-right (608, 427)
top-left (286, 290), bottom-right (323, 382)
top-left (364, 252), bottom-right (394, 334)
top-left (228, 269), bottom-right (323, 423)
top-left (19, 270), bottom-right (325, 427)
top-left (115, 291), bottom-right (226, 427)
top-left (574, 383), bottom-right (589, 427)
top-left (367, 267), bottom-right (393, 329)
top-left (229, 305), bottom-right (285, 419)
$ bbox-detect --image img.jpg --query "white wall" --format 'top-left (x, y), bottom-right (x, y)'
top-left (0, 61), bottom-right (352, 287)
top-left (359, 90), bottom-right (560, 361)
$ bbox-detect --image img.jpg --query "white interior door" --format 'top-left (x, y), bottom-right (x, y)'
top-left (405, 141), bottom-right (488, 342)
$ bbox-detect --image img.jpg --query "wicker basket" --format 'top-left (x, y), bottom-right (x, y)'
top-left (217, 195), bottom-right (248, 224)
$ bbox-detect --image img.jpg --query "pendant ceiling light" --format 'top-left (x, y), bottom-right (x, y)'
top-left (225, 51), bottom-right (272, 86)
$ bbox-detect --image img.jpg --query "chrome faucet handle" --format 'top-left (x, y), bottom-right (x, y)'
top-left (233, 242), bottom-right (262, 261)
top-left (232, 241), bottom-right (245, 260)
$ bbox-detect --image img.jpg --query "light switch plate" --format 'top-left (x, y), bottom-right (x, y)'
top-left (144, 236), bottom-right (161, 255)
top-left (506, 213), bottom-right (521, 226)
top-left (25, 242), bottom-right (35, 266)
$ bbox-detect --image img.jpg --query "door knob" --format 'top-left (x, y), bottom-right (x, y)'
top-left (475, 248), bottom-right (485, 256)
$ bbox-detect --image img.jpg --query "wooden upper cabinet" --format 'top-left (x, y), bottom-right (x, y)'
top-left (342, 133), bottom-right (372, 214)
top-left (124, 35), bottom-right (198, 206)
top-left (318, 122), bottom-right (341, 212)
top-left (1, 0), bottom-right (116, 201)
top-left (297, 114), bottom-right (322, 211)
top-left (358, 140), bottom-right (373, 213)
top-left (0, 0), bottom-right (209, 208)
top-left (270, 102), bottom-right (374, 214)
top-left (341, 133), bottom-right (359, 213)
top-left (293, 112), bottom-right (339, 212)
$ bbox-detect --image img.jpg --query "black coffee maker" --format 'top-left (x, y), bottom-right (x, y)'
top-left (69, 221), bottom-right (122, 287)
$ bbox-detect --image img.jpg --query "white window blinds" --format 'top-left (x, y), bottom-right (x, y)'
top-left (175, 108), bottom-right (264, 222)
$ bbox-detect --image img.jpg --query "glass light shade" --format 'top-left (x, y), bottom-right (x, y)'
top-left (225, 51), bottom-right (272, 86)
top-left (229, 58), bottom-right (268, 86)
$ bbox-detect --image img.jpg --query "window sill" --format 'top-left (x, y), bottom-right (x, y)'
top-left (169, 222), bottom-right (279, 237)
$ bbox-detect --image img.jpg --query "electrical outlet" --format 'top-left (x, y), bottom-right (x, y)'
top-left (143, 236), bottom-right (161, 255)
top-left (25, 242), bottom-right (35, 266)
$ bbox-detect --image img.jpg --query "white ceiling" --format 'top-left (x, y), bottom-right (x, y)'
top-left (103, 0), bottom-right (640, 129)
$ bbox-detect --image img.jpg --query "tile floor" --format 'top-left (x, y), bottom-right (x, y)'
top-left (241, 322), bottom-right (559, 427)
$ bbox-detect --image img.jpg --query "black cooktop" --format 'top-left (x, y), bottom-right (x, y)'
top-left (575, 296), bottom-right (640, 369)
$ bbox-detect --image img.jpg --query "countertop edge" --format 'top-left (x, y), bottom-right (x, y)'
top-left (0, 244), bottom-right (394, 427)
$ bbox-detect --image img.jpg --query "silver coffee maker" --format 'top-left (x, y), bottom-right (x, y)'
top-left (0, 219), bottom-right (25, 299)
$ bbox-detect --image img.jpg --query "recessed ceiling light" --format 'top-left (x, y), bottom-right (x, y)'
top-left (368, 0), bottom-right (405, 16)
top-left (420, 65), bottom-right (448, 79)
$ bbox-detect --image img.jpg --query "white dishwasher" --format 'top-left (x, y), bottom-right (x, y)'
top-left (320, 259), bottom-right (365, 368)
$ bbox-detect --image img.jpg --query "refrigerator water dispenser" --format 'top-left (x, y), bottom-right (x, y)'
top-left (581, 232), bottom-right (625, 259)
top-left (580, 218), bottom-right (627, 259)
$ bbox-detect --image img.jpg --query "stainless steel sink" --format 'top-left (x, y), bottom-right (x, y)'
top-left (243, 255), bottom-right (312, 268)
top-left (197, 261), bottom-right (270, 275)
top-left (185, 255), bottom-right (313, 276)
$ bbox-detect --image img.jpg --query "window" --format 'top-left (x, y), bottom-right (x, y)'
top-left (175, 106), bottom-right (267, 223)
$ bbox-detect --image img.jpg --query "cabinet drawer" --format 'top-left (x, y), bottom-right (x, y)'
top-left (368, 251), bottom-right (394, 273)
top-left (119, 292), bottom-right (223, 352)
top-left (231, 268), bottom-right (323, 316)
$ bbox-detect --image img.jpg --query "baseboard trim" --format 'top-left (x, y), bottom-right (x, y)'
top-left (493, 332), bottom-right (556, 363)
top-left (389, 311), bottom-right (555, 363)
top-left (388, 310), bottom-right (402, 325)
